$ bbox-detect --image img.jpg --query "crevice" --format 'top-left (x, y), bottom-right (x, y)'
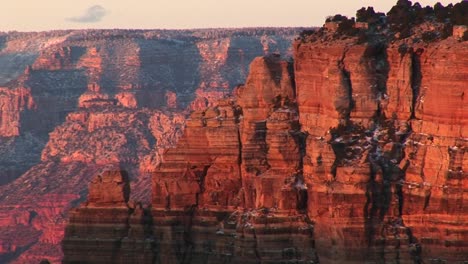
top-left (423, 189), bottom-right (431, 210)
top-left (141, 206), bottom-right (158, 264)
top-left (409, 48), bottom-right (423, 119)
top-left (264, 53), bottom-right (283, 86)
top-left (292, 130), bottom-right (309, 211)
top-left (234, 105), bottom-right (246, 207)
top-left (28, 210), bottom-right (38, 225)
top-left (337, 46), bottom-right (354, 123)
top-left (366, 41), bottom-right (389, 120)
top-left (379, 166), bottom-right (393, 220)
top-left (195, 165), bottom-right (211, 196)
top-left (364, 164), bottom-right (378, 247)
top-left (396, 161), bottom-right (409, 216)
top-left (287, 58), bottom-right (297, 98)
top-left (292, 131), bottom-right (307, 171)
top-left (178, 164), bottom-right (210, 263)
top-left (406, 227), bottom-right (423, 264)
top-left (236, 121), bottom-right (243, 165)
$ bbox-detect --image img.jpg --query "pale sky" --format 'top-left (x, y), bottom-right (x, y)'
top-left (1, 0), bottom-right (458, 32)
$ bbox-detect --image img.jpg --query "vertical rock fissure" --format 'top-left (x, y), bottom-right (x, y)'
top-left (287, 58), bottom-right (297, 98)
top-left (181, 205), bottom-right (196, 264)
top-left (337, 47), bottom-right (354, 122)
top-left (370, 42), bottom-right (390, 119)
top-left (409, 49), bottom-right (422, 119)
top-left (265, 54), bottom-right (283, 86)
top-left (364, 163), bottom-right (378, 247)
top-left (142, 207), bottom-right (158, 264)
top-left (235, 105), bottom-right (246, 206)
top-left (293, 131), bottom-right (309, 211)
top-left (330, 47), bottom-right (354, 179)
top-left (196, 165), bottom-right (211, 196)
top-left (179, 164), bottom-right (211, 263)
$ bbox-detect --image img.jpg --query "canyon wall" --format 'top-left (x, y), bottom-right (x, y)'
top-left (0, 29), bottom-right (300, 263)
top-left (63, 23), bottom-right (466, 263)
top-left (295, 33), bottom-right (467, 263)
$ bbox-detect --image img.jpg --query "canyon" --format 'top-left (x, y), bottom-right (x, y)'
top-left (0, 28), bottom-right (300, 263)
top-left (2, 2), bottom-right (468, 263)
top-left (63, 17), bottom-right (467, 263)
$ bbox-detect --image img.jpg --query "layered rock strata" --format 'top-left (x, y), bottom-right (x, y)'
top-left (294, 29), bottom-right (467, 262)
top-left (64, 27), bottom-right (466, 263)
top-left (151, 55), bottom-right (316, 263)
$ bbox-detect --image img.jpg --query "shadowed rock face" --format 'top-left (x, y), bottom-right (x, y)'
top-left (62, 22), bottom-right (467, 263)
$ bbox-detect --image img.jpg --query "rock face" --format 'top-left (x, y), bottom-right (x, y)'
top-left (0, 29), bottom-right (300, 263)
top-left (294, 31), bottom-right (467, 263)
top-left (63, 20), bottom-right (467, 263)
top-left (151, 55), bottom-right (316, 263)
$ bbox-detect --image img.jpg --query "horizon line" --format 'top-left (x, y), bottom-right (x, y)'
top-left (0, 25), bottom-right (320, 34)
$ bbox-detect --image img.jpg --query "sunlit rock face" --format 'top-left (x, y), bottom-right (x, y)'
top-left (62, 170), bottom-right (156, 263)
top-left (294, 29), bottom-right (467, 263)
top-left (149, 55), bottom-right (316, 263)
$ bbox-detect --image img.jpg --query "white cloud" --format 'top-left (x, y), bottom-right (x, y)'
top-left (67, 5), bottom-right (108, 23)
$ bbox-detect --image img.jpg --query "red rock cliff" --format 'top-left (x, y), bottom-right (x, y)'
top-left (294, 27), bottom-right (467, 263)
top-left (61, 19), bottom-right (467, 262)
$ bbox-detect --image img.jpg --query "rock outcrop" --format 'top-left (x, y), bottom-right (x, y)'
top-left (62, 170), bottom-right (156, 263)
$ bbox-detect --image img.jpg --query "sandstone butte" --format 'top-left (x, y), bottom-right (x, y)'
top-left (0, 29), bottom-right (300, 263)
top-left (61, 15), bottom-right (467, 263)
